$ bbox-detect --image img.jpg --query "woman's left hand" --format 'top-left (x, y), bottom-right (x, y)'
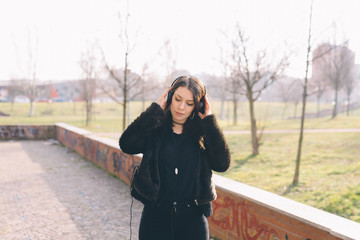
top-left (198, 95), bottom-right (212, 119)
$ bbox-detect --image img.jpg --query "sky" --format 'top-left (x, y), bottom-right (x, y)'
top-left (0, 0), bottom-right (359, 82)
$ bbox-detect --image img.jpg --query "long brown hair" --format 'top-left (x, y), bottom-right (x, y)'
top-left (165, 75), bottom-right (206, 135)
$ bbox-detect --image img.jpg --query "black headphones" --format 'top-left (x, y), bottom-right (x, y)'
top-left (167, 76), bottom-right (206, 114)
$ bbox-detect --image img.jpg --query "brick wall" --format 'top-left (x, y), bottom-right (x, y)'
top-left (209, 175), bottom-right (360, 240)
top-left (0, 125), bottom-right (56, 140)
top-left (54, 123), bottom-right (360, 240)
top-left (55, 123), bottom-right (141, 185)
top-left (3, 124), bottom-right (359, 239)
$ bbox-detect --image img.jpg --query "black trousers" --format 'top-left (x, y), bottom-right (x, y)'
top-left (139, 201), bottom-right (209, 240)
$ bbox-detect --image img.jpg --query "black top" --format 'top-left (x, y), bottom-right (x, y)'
top-left (158, 128), bottom-right (198, 202)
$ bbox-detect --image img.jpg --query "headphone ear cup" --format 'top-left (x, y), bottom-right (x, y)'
top-left (199, 97), bottom-right (205, 114)
top-left (167, 90), bottom-right (173, 107)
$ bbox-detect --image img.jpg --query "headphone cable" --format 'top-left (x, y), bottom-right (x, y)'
top-left (129, 196), bottom-right (134, 240)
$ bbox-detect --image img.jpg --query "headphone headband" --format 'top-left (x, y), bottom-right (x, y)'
top-left (170, 75), bottom-right (206, 97)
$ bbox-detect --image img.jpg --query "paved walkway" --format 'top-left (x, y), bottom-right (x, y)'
top-left (0, 140), bottom-right (142, 240)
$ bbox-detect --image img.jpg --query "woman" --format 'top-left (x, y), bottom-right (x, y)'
top-left (119, 75), bottom-right (230, 240)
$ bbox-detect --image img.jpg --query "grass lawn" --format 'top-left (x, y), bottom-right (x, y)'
top-left (1, 101), bottom-right (359, 222)
top-left (1, 101), bottom-right (359, 132)
top-left (222, 132), bottom-right (360, 222)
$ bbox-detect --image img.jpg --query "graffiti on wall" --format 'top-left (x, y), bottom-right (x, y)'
top-left (83, 137), bottom-right (96, 160)
top-left (56, 126), bottom-right (141, 184)
top-left (0, 125), bottom-right (56, 140)
top-left (112, 151), bottom-right (140, 182)
top-left (210, 195), bottom-right (279, 240)
top-left (59, 129), bottom-right (88, 158)
top-left (96, 144), bottom-right (108, 169)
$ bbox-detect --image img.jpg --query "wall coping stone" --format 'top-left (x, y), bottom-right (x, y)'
top-left (213, 174), bottom-right (360, 240)
top-left (86, 134), bottom-right (120, 149)
top-left (55, 122), bottom-right (92, 135)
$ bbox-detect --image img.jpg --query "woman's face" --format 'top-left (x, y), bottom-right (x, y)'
top-left (170, 86), bottom-right (195, 124)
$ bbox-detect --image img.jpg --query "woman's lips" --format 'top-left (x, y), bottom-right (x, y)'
top-left (175, 111), bottom-right (184, 116)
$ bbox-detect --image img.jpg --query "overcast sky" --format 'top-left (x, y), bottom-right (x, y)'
top-left (0, 0), bottom-right (359, 81)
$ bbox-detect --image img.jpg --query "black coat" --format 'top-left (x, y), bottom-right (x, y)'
top-left (119, 102), bottom-right (231, 217)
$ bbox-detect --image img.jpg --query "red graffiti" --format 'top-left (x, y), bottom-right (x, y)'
top-left (211, 196), bottom-right (279, 240)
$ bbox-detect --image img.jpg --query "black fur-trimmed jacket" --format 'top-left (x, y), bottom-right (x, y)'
top-left (119, 102), bottom-right (231, 217)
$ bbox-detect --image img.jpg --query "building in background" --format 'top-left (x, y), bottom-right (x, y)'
top-left (0, 80), bottom-right (86, 103)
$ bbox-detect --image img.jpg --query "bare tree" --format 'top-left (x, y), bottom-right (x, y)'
top-left (217, 34), bottom-right (243, 124)
top-left (138, 63), bottom-right (149, 111)
top-left (158, 38), bottom-right (179, 86)
top-left (309, 74), bottom-right (328, 117)
top-left (217, 46), bottom-right (232, 120)
top-left (203, 74), bottom-right (229, 120)
top-left (290, 78), bottom-right (304, 118)
top-left (343, 57), bottom-right (356, 116)
top-left (24, 29), bottom-right (39, 117)
top-left (218, 75), bottom-right (230, 121)
top-left (79, 45), bottom-right (98, 127)
top-left (310, 40), bottom-right (342, 117)
top-left (293, 0), bottom-right (313, 185)
top-left (126, 66), bottom-right (152, 123)
top-left (229, 72), bottom-right (241, 125)
top-left (230, 26), bottom-right (288, 155)
top-left (8, 79), bottom-right (23, 111)
top-left (99, 1), bottom-right (141, 130)
top-left (313, 42), bottom-right (355, 118)
top-left (276, 77), bottom-right (297, 119)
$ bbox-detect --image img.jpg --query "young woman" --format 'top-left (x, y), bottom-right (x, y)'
top-left (119, 75), bottom-right (230, 240)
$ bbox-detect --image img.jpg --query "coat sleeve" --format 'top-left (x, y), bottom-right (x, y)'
top-left (201, 115), bottom-right (231, 172)
top-left (119, 102), bottom-right (165, 154)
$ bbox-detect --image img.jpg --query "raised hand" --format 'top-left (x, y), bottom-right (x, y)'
top-left (198, 95), bottom-right (212, 119)
top-left (156, 88), bottom-right (171, 110)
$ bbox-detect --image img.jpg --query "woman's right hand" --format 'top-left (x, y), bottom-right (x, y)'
top-left (156, 88), bottom-right (171, 110)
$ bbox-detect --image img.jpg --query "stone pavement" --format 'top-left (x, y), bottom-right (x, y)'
top-left (0, 140), bottom-right (142, 240)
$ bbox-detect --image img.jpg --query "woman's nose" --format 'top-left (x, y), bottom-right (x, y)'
top-left (179, 101), bottom-right (185, 109)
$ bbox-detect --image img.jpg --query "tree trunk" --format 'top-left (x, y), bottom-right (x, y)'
top-left (220, 98), bottom-right (225, 120)
top-left (294, 0), bottom-right (313, 185)
top-left (86, 100), bottom-right (92, 126)
top-left (29, 100), bottom-right (35, 117)
top-left (248, 95), bottom-right (259, 155)
top-left (227, 101), bottom-right (231, 124)
top-left (293, 81), bottom-right (307, 184)
top-left (127, 101), bottom-right (131, 126)
top-left (233, 98), bottom-right (238, 125)
top-left (293, 103), bottom-right (298, 118)
top-left (282, 102), bottom-right (287, 120)
top-left (122, 53), bottom-right (128, 130)
top-left (316, 96), bottom-right (320, 117)
top-left (346, 95), bottom-right (350, 116)
top-left (332, 87), bottom-right (338, 118)
top-left (73, 101), bottom-right (77, 115)
top-left (293, 67), bottom-right (308, 184)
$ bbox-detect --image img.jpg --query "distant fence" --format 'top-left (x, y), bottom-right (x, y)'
top-left (1, 123), bottom-right (359, 240)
